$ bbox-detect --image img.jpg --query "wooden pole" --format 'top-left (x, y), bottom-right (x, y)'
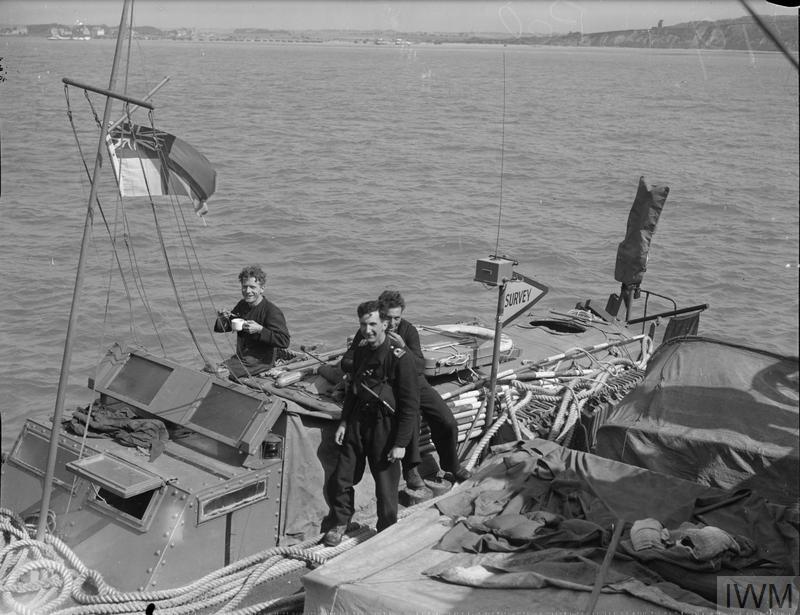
top-left (584, 518), bottom-right (625, 615)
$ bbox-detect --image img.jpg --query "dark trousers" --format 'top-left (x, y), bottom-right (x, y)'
top-left (403, 379), bottom-right (460, 474)
top-left (327, 407), bottom-right (401, 532)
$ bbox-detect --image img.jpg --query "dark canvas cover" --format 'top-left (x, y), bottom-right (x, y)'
top-left (594, 337), bottom-right (799, 506)
top-left (303, 440), bottom-right (797, 614)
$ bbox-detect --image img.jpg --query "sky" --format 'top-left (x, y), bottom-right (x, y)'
top-left (0, 0), bottom-right (797, 34)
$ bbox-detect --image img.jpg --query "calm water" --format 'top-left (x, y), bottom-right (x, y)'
top-left (1, 38), bottom-right (798, 449)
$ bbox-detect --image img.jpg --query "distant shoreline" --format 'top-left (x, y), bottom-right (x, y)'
top-left (25, 38), bottom-right (795, 54)
top-left (2, 14), bottom-right (797, 52)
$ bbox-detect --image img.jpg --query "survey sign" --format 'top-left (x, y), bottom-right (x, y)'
top-left (502, 272), bottom-right (549, 327)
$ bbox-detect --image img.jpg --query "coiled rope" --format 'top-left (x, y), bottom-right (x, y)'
top-left (456, 335), bottom-right (653, 468)
top-left (1, 507), bottom-right (353, 615)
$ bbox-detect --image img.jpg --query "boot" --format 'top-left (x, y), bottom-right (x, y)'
top-left (444, 467), bottom-right (473, 484)
top-left (404, 466), bottom-right (425, 490)
top-left (323, 524), bottom-right (348, 547)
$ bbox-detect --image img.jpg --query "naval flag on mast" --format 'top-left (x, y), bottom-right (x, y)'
top-left (106, 122), bottom-right (216, 215)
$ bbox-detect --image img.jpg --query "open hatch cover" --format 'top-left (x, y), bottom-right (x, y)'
top-left (67, 452), bottom-right (166, 498)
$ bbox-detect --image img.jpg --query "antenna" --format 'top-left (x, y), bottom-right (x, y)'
top-left (475, 52), bottom-right (515, 289)
top-left (494, 52), bottom-right (507, 256)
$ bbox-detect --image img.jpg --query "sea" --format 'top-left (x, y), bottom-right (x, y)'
top-left (0, 37), bottom-right (798, 451)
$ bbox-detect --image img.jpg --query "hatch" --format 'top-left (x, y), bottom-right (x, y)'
top-left (528, 319), bottom-right (587, 334)
top-left (67, 452), bottom-right (168, 531)
top-left (67, 452), bottom-right (165, 498)
top-left (92, 345), bottom-right (284, 459)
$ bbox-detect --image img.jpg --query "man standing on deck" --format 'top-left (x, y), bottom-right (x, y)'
top-left (214, 264), bottom-right (290, 380)
top-left (323, 300), bottom-right (419, 547)
top-left (340, 290), bottom-right (469, 489)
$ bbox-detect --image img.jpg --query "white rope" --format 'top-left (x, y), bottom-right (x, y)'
top-left (0, 509), bottom-right (367, 615)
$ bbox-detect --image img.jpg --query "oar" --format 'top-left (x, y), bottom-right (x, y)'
top-left (274, 345), bottom-right (347, 388)
top-left (417, 323), bottom-right (490, 344)
top-left (508, 335), bottom-right (646, 379)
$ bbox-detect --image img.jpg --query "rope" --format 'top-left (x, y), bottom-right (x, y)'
top-left (1, 508), bottom-right (354, 615)
top-left (463, 389), bottom-right (530, 472)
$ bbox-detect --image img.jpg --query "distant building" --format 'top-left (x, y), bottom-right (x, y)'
top-left (49, 26), bottom-right (72, 39)
top-left (1, 25), bottom-right (29, 35)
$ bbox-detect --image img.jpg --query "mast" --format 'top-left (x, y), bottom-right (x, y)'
top-left (37, 0), bottom-right (136, 540)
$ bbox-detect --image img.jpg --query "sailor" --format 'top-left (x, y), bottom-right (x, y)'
top-left (323, 300), bottom-right (419, 547)
top-left (340, 290), bottom-right (469, 488)
top-left (214, 264), bottom-right (290, 380)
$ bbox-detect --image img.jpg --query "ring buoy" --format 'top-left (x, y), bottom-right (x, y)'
top-left (429, 324), bottom-right (514, 353)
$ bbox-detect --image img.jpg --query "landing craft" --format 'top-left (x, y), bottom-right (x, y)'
top-left (1, 1), bottom-right (796, 614)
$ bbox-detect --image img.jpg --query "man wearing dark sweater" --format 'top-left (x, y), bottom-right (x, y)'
top-left (323, 300), bottom-right (419, 546)
top-left (214, 264), bottom-right (290, 379)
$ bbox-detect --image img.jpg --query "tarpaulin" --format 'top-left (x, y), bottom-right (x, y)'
top-left (303, 440), bottom-right (797, 614)
top-left (594, 336), bottom-right (799, 506)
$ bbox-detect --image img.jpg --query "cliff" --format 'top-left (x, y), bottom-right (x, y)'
top-left (468, 15), bottom-right (798, 52)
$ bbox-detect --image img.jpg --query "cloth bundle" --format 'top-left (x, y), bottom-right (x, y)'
top-left (65, 401), bottom-right (169, 460)
top-left (630, 518), bottom-right (670, 551)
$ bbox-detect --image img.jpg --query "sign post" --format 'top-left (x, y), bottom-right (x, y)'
top-left (474, 257), bottom-right (549, 443)
top-left (485, 280), bottom-right (507, 429)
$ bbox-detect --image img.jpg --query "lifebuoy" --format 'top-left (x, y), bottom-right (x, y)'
top-left (428, 324), bottom-right (514, 353)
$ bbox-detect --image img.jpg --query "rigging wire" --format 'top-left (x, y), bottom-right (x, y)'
top-left (165, 186), bottom-right (230, 363)
top-left (130, 109), bottom-right (214, 367)
top-left (67, 83), bottom-right (168, 355)
top-left (739, 0), bottom-right (799, 71)
top-left (493, 53), bottom-right (507, 257)
top-left (117, 9), bottom-right (226, 366)
top-left (63, 85), bottom-right (137, 334)
top-left (62, 5), bottom-right (231, 373)
top-left (117, 103), bottom-right (169, 354)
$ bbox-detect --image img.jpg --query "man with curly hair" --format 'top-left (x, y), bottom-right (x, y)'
top-left (214, 264), bottom-right (290, 379)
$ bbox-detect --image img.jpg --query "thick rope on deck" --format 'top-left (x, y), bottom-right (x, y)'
top-left (457, 338), bottom-right (652, 468)
top-left (0, 508), bottom-right (371, 615)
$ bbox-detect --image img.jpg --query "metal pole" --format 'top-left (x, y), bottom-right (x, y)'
top-left (623, 284), bottom-right (634, 322)
top-left (62, 77), bottom-right (155, 108)
top-left (483, 279), bottom-right (507, 433)
top-left (37, 0), bottom-right (133, 540)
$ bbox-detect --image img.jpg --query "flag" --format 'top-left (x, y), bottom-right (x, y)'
top-left (106, 122), bottom-right (216, 215)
